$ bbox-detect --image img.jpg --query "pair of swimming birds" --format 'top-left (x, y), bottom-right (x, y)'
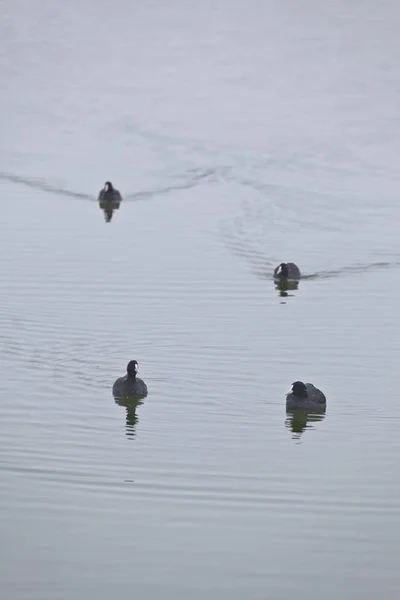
top-left (113, 362), bottom-right (326, 410)
top-left (99, 184), bottom-right (300, 281)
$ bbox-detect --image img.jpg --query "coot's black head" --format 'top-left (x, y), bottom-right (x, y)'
top-left (127, 360), bottom-right (138, 379)
top-left (104, 181), bottom-right (114, 192)
top-left (276, 263), bottom-right (289, 278)
top-left (290, 381), bottom-right (308, 398)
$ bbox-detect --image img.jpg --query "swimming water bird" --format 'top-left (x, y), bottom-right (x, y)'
top-left (286, 381), bottom-right (326, 410)
top-left (274, 262), bottom-right (301, 280)
top-left (98, 181), bottom-right (122, 202)
top-left (112, 360), bottom-right (148, 397)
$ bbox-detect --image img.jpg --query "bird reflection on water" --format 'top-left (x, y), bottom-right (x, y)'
top-left (114, 395), bottom-right (145, 440)
top-left (285, 409), bottom-right (326, 441)
top-left (99, 197), bottom-right (121, 222)
top-left (275, 279), bottom-right (299, 298)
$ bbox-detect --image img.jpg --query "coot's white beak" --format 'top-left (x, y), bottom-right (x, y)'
top-left (286, 386), bottom-right (293, 395)
top-left (135, 363), bottom-right (139, 373)
top-left (104, 183), bottom-right (109, 191)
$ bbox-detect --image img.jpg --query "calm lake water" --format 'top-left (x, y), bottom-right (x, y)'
top-left (1, 1), bottom-right (400, 599)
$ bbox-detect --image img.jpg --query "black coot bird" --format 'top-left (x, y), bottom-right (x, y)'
top-left (98, 181), bottom-right (122, 202)
top-left (286, 381), bottom-right (326, 410)
top-left (273, 262), bottom-right (301, 280)
top-left (112, 360), bottom-right (148, 397)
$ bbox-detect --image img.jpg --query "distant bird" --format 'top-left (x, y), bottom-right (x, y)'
top-left (274, 262), bottom-right (301, 280)
top-left (112, 360), bottom-right (148, 397)
top-left (286, 381), bottom-right (326, 410)
top-left (98, 181), bottom-right (122, 202)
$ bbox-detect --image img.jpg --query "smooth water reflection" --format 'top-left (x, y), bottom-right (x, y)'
top-left (275, 279), bottom-right (300, 300)
top-left (114, 396), bottom-right (145, 440)
top-left (99, 198), bottom-right (121, 223)
top-left (285, 409), bottom-right (326, 441)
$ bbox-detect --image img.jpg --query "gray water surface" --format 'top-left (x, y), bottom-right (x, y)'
top-left (1, 2), bottom-right (400, 599)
